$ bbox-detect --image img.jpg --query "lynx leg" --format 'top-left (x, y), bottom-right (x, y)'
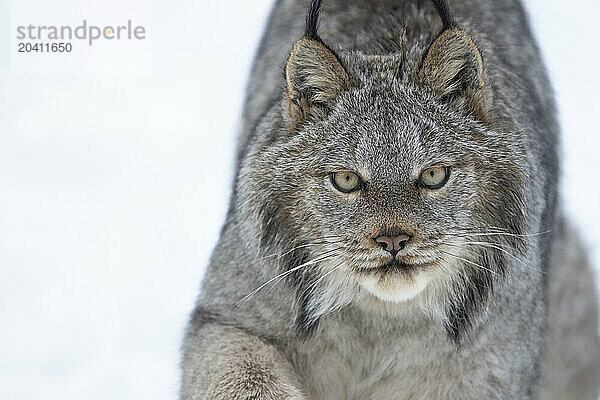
top-left (181, 323), bottom-right (306, 400)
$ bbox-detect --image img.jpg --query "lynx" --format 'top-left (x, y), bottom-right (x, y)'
top-left (181, 1), bottom-right (600, 398)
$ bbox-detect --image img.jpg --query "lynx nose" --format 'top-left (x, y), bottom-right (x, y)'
top-left (375, 232), bottom-right (411, 257)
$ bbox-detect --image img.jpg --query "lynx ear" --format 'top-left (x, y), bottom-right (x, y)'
top-left (418, 28), bottom-right (489, 123)
top-left (285, 38), bottom-right (350, 125)
top-left (284, 0), bottom-right (350, 127)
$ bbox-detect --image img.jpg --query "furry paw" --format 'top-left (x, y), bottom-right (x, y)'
top-left (204, 360), bottom-right (307, 399)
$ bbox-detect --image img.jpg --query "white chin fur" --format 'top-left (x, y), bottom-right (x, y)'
top-left (356, 269), bottom-right (430, 303)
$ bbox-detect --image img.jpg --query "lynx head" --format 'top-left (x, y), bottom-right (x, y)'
top-left (239, 0), bottom-right (527, 342)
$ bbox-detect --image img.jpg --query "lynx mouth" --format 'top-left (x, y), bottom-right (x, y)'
top-left (356, 259), bottom-right (423, 275)
top-left (353, 260), bottom-right (432, 303)
top-left (354, 264), bottom-right (431, 303)
top-left (378, 260), bottom-right (417, 272)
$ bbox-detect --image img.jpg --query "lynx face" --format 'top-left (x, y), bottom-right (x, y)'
top-left (303, 81), bottom-right (490, 303)
top-left (240, 8), bottom-right (527, 339)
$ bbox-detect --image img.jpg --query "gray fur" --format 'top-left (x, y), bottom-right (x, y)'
top-left (181, 0), bottom-right (600, 398)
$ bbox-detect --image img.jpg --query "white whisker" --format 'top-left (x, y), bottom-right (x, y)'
top-left (440, 250), bottom-right (501, 277)
top-left (234, 249), bottom-right (341, 307)
top-left (450, 241), bottom-right (546, 275)
top-left (253, 240), bottom-right (342, 262)
top-left (447, 229), bottom-right (552, 239)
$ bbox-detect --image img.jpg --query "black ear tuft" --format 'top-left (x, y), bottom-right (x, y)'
top-left (429, 0), bottom-right (457, 31)
top-left (305, 0), bottom-right (323, 40)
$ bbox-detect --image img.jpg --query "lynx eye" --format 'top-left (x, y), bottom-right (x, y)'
top-left (331, 171), bottom-right (360, 193)
top-left (419, 166), bottom-right (450, 189)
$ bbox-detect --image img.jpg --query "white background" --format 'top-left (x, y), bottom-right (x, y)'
top-left (0, 1), bottom-right (598, 399)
